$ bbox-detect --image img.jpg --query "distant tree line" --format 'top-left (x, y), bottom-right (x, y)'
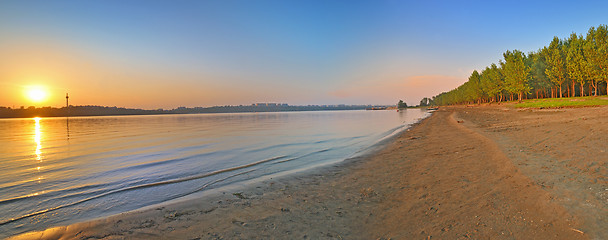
top-left (431, 25), bottom-right (608, 105)
top-left (419, 97), bottom-right (430, 107)
top-left (0, 104), bottom-right (388, 118)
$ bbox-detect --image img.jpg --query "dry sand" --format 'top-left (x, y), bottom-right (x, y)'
top-left (12, 105), bottom-right (607, 239)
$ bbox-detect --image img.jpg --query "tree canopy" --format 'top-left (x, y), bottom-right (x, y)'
top-left (430, 25), bottom-right (608, 106)
top-left (397, 100), bottom-right (407, 108)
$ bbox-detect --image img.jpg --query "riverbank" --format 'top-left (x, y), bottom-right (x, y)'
top-left (0, 104), bottom-right (378, 119)
top-left (11, 106), bottom-right (598, 239)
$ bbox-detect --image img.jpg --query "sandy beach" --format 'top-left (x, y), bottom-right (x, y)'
top-left (13, 105), bottom-right (608, 239)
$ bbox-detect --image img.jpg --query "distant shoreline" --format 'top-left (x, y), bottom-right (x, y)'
top-left (0, 104), bottom-right (392, 119)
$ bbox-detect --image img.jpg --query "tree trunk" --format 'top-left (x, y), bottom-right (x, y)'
top-left (572, 80), bottom-right (576, 97)
top-left (540, 88), bottom-right (544, 98)
top-left (555, 87), bottom-right (557, 98)
top-left (580, 84), bottom-right (584, 97)
top-left (559, 85), bottom-right (563, 98)
top-left (592, 80), bottom-right (596, 96)
top-left (518, 92), bottom-right (523, 102)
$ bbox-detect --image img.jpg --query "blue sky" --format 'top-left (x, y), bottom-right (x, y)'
top-left (1, 0), bottom-right (607, 108)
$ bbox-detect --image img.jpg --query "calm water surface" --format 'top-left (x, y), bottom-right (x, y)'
top-left (0, 109), bottom-right (429, 237)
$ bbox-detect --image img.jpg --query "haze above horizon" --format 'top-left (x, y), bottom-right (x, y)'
top-left (1, 0), bottom-right (607, 108)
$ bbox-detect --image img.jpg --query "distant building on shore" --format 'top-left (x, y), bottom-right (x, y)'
top-left (252, 103), bottom-right (288, 107)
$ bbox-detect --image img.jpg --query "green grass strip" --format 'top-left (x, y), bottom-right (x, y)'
top-left (515, 96), bottom-right (608, 108)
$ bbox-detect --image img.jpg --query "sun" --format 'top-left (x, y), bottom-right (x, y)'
top-left (25, 86), bottom-right (49, 103)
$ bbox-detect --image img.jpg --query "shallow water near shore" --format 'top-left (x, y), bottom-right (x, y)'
top-left (0, 109), bottom-right (429, 238)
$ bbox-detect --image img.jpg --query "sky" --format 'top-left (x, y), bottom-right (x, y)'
top-left (1, 0), bottom-right (608, 109)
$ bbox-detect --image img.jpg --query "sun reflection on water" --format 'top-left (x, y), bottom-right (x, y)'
top-left (34, 117), bottom-right (44, 184)
top-left (34, 117), bottom-right (42, 162)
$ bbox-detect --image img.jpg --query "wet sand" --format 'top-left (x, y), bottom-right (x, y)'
top-left (12, 105), bottom-right (606, 239)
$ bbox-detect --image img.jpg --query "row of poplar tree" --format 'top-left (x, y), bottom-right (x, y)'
top-left (431, 25), bottom-right (608, 106)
